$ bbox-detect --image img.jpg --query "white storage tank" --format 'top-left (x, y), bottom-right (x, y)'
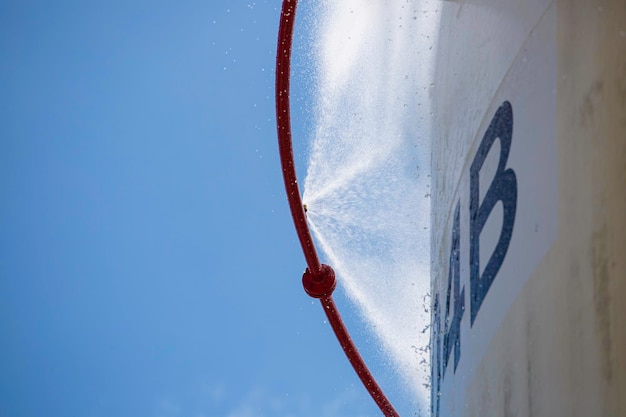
top-left (430, 1), bottom-right (626, 416)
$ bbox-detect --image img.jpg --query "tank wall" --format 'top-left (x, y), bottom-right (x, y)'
top-left (430, 1), bottom-right (626, 416)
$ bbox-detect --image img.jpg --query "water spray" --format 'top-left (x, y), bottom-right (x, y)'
top-left (275, 1), bottom-right (400, 416)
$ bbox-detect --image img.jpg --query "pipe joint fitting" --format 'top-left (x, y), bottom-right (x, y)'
top-left (302, 264), bottom-right (336, 298)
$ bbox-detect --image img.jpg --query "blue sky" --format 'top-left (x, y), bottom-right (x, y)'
top-left (0, 1), bottom-right (418, 416)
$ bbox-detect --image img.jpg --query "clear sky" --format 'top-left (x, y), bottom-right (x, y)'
top-left (0, 1), bottom-right (420, 416)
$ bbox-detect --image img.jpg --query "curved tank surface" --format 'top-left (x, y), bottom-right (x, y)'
top-left (430, 1), bottom-right (626, 416)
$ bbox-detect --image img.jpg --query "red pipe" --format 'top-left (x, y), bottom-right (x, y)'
top-left (275, 1), bottom-right (400, 416)
top-left (275, 0), bottom-right (321, 275)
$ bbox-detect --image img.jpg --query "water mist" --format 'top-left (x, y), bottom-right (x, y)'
top-left (302, 0), bottom-right (440, 412)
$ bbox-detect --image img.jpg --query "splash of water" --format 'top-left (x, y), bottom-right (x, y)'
top-left (302, 0), bottom-right (439, 412)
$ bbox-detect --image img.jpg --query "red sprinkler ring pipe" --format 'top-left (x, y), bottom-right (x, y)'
top-left (275, 1), bottom-right (400, 416)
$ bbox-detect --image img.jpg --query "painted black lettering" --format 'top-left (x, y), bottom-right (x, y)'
top-left (443, 203), bottom-right (464, 373)
top-left (469, 101), bottom-right (517, 325)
